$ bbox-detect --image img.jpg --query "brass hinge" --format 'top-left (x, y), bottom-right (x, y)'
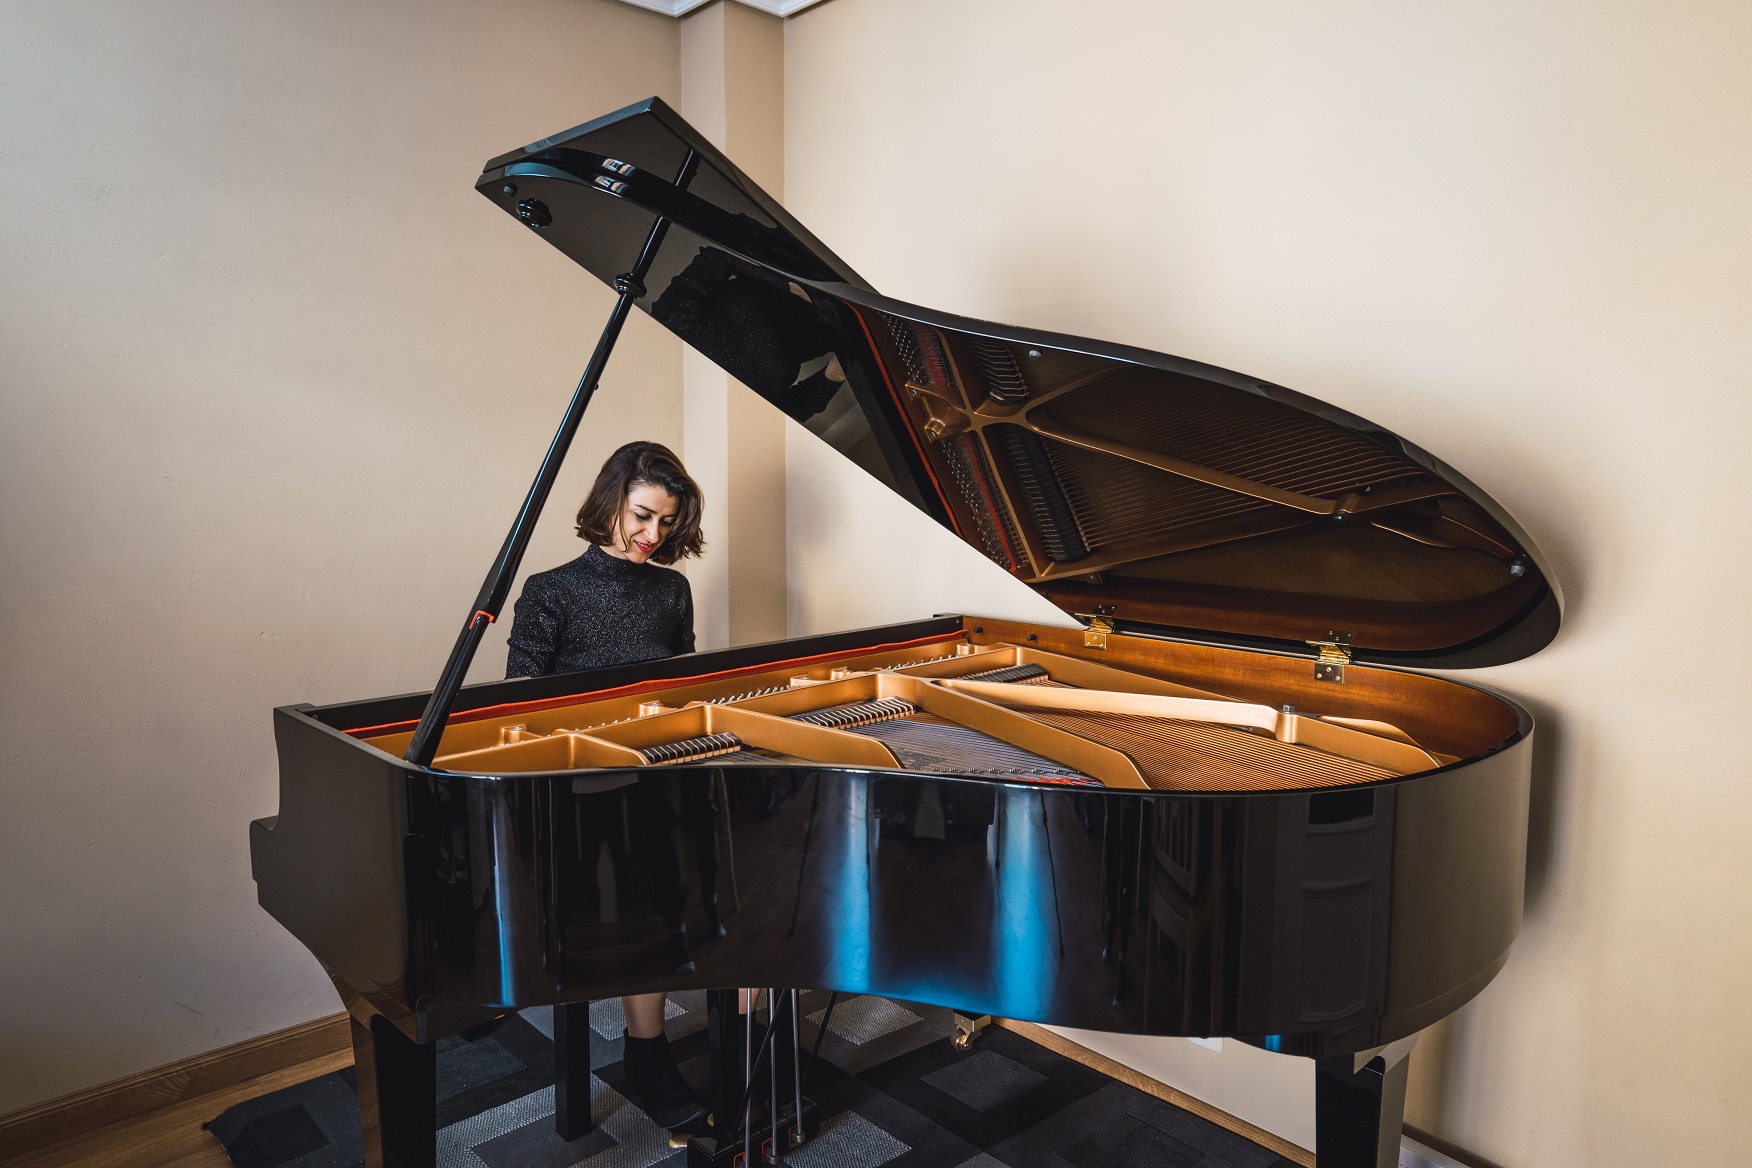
top-left (1308, 631), bottom-right (1353, 683)
top-left (1079, 609), bottom-right (1121, 654)
top-left (1084, 605), bottom-right (1117, 649)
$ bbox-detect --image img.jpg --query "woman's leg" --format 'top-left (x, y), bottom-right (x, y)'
top-left (619, 991), bottom-right (704, 1128)
top-left (623, 992), bottom-right (667, 1039)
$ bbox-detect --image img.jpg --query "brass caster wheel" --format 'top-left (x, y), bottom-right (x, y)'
top-left (951, 1012), bottom-right (990, 1051)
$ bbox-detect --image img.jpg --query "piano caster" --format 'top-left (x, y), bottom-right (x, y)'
top-left (951, 1012), bottom-right (990, 1050)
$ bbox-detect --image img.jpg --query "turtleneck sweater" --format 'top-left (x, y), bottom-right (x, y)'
top-left (505, 544), bottom-right (695, 679)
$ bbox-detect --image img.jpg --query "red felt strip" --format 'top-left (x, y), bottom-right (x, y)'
top-left (345, 630), bottom-right (965, 740)
top-left (846, 305), bottom-right (963, 538)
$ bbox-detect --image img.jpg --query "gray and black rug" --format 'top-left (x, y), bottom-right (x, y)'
top-left (205, 992), bottom-right (1298, 1168)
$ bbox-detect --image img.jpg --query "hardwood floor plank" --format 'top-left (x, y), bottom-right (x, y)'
top-left (0, 1050), bottom-right (352, 1168)
top-left (993, 1019), bottom-right (1315, 1167)
top-left (0, 1013), bottom-right (349, 1161)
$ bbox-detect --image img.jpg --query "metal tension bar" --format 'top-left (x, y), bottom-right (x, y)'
top-left (403, 150), bottom-right (700, 768)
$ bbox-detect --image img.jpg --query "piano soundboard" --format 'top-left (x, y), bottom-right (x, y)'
top-left (359, 635), bottom-right (1451, 792)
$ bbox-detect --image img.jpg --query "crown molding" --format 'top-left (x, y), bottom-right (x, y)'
top-left (613, 0), bottom-right (830, 17)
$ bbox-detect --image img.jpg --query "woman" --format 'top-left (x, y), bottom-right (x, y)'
top-left (506, 440), bottom-right (701, 677)
top-left (506, 440), bottom-right (707, 1129)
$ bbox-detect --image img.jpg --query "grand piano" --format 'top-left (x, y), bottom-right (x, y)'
top-left (251, 97), bottom-right (1557, 1168)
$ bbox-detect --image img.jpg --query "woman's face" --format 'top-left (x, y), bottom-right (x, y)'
top-left (603, 480), bottom-right (681, 564)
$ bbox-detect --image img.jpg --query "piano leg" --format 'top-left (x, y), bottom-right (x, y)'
top-left (350, 1013), bottom-right (437, 1168)
top-left (706, 987), bottom-right (746, 1140)
top-left (1314, 1036), bottom-right (1416, 1168)
top-left (553, 1000), bottom-right (594, 1141)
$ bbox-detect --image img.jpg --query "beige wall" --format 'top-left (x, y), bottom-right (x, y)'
top-left (0, 0), bottom-right (681, 1113)
top-left (784, 0), bottom-right (1752, 1164)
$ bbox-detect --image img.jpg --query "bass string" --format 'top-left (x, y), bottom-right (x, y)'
top-left (635, 731), bottom-right (744, 766)
top-left (790, 697), bottom-right (917, 730)
top-left (849, 717), bottom-right (1096, 784)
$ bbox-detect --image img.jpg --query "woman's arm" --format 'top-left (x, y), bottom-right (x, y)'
top-left (505, 575), bottom-right (562, 678)
top-left (671, 575), bottom-right (695, 656)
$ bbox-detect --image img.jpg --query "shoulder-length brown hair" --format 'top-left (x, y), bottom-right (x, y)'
top-left (575, 441), bottom-right (705, 565)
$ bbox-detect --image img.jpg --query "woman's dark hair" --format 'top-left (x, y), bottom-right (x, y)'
top-left (574, 441), bottom-right (704, 564)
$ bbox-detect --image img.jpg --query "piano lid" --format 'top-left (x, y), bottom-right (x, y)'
top-left (475, 97), bottom-right (1559, 668)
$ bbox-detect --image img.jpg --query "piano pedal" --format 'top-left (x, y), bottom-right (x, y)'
top-left (685, 1099), bottom-right (818, 1168)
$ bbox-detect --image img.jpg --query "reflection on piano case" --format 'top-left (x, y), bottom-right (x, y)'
top-left (251, 97), bottom-right (1558, 1168)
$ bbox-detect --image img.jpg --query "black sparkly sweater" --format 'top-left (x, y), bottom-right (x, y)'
top-left (505, 544), bottom-right (695, 679)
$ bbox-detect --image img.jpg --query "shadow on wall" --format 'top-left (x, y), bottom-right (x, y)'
top-left (1518, 694), bottom-right (1570, 921)
top-left (1402, 689), bottom-right (1569, 1162)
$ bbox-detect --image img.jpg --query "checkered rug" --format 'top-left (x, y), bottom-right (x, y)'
top-left (205, 993), bottom-right (1298, 1168)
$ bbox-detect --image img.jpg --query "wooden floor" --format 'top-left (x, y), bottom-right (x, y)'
top-left (0, 1049), bottom-right (352, 1168)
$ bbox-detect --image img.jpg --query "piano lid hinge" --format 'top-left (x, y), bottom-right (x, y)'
top-left (1084, 605), bottom-right (1117, 650)
top-left (1308, 630), bottom-right (1353, 683)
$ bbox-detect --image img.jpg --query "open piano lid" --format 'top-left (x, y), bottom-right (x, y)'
top-left (477, 98), bottom-right (1559, 669)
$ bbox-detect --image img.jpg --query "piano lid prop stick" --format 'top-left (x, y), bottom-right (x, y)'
top-left (938, 678), bottom-right (1440, 773)
top-left (404, 150), bottom-right (701, 768)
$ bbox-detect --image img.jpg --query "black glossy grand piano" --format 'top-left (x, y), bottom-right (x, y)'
top-left (251, 97), bottom-right (1557, 1168)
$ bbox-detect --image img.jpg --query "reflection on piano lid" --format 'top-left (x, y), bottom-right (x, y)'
top-left (477, 97), bottom-right (1559, 669)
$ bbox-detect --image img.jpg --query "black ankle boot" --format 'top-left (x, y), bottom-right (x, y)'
top-left (621, 1031), bottom-right (706, 1129)
top-left (703, 898), bottom-right (726, 939)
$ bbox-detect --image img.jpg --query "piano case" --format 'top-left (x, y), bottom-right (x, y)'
top-left (251, 98), bottom-right (1558, 1168)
